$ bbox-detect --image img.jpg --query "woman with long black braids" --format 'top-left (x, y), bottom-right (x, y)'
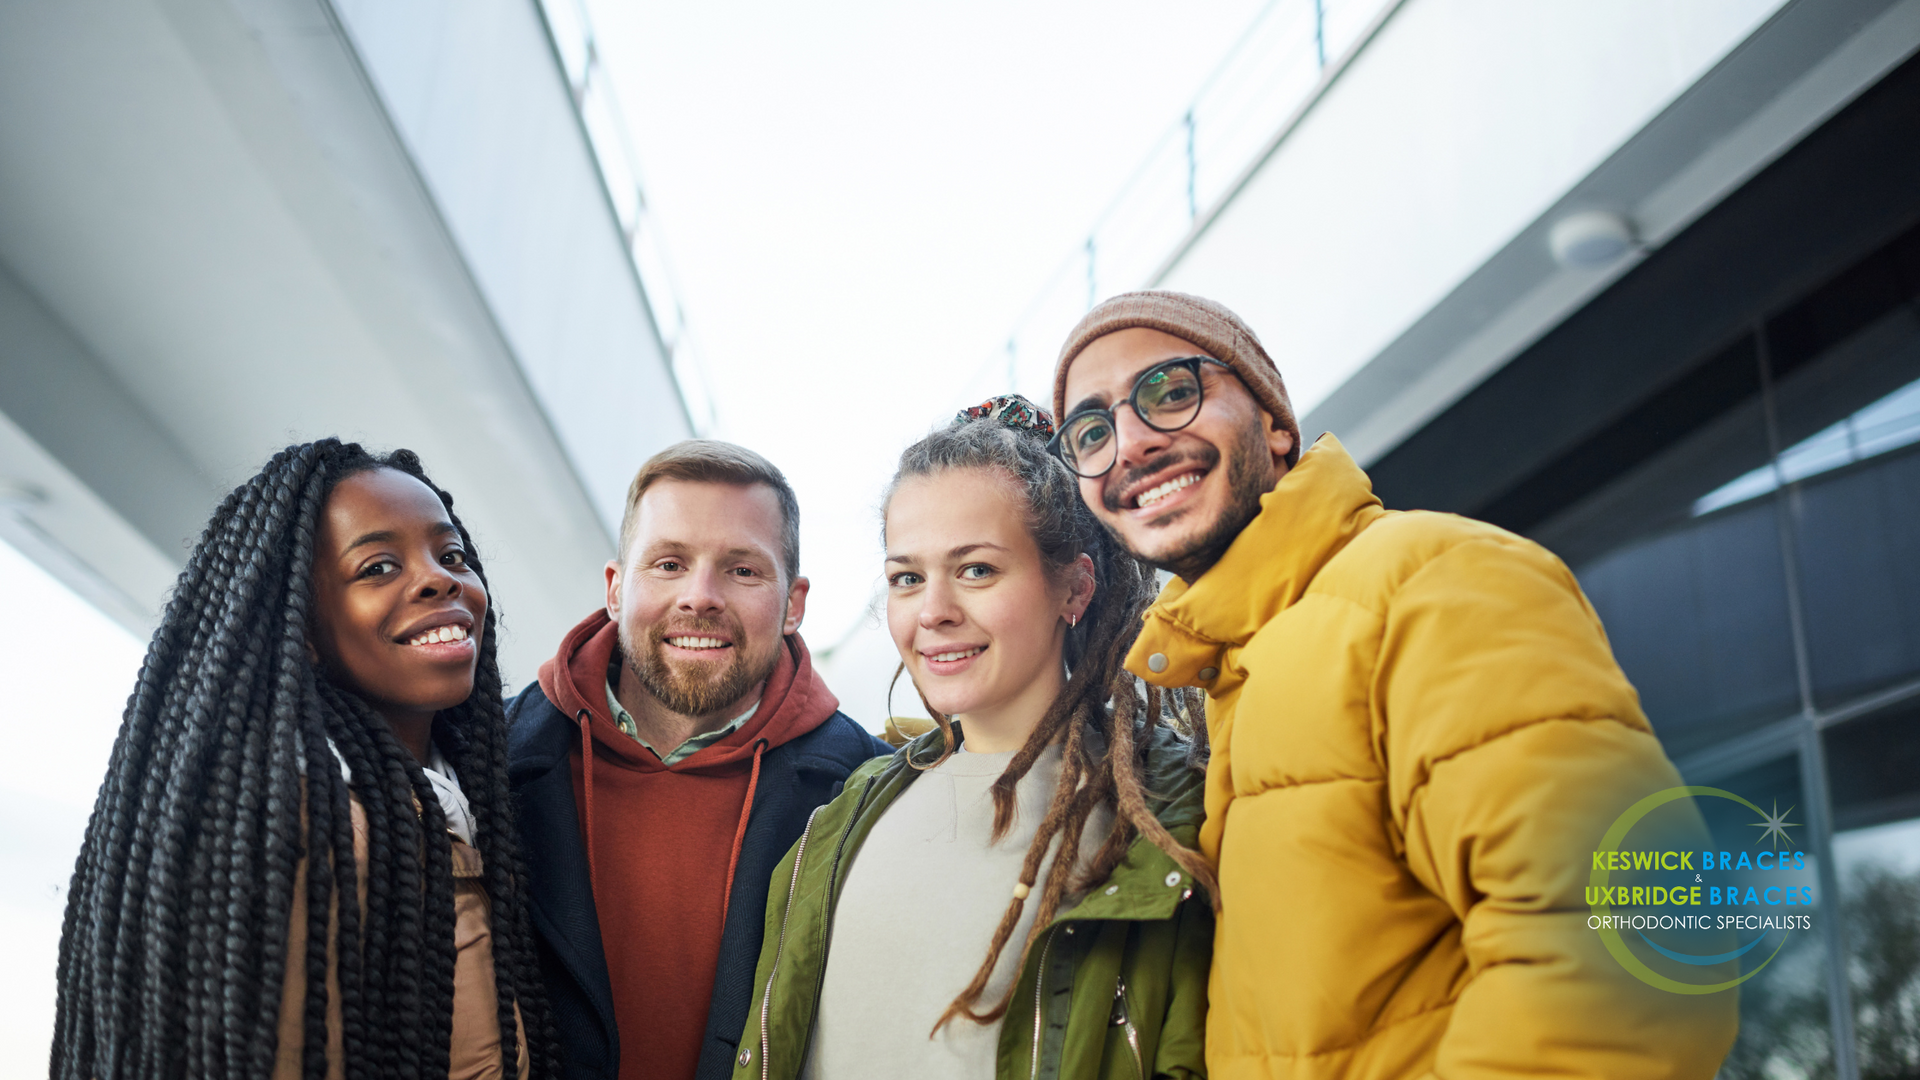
top-left (52, 439), bottom-right (553, 1080)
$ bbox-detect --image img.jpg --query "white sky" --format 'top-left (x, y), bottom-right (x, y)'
top-left (0, 537), bottom-right (144, 1071)
top-left (0, 9), bottom-right (1276, 1061)
top-left (581, 0), bottom-right (1269, 722)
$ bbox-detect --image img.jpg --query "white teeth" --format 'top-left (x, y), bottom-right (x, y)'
top-left (1136, 472), bottom-right (1201, 508)
top-left (406, 624), bottom-right (468, 647)
top-left (928, 647), bottom-right (984, 663)
top-left (668, 636), bottom-right (728, 650)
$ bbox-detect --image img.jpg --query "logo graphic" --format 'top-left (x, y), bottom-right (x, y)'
top-left (1752, 799), bottom-right (1798, 849)
top-left (1588, 786), bottom-right (1813, 994)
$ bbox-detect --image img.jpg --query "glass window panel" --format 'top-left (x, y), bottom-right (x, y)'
top-left (1828, 703), bottom-right (1920, 1079)
top-left (1531, 367), bottom-right (1802, 761)
top-left (1577, 496), bottom-right (1800, 760)
top-left (1771, 306), bottom-right (1920, 709)
top-left (1693, 754), bottom-right (1834, 1080)
top-left (1792, 445), bottom-right (1920, 708)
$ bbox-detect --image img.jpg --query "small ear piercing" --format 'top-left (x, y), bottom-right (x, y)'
top-left (1067, 613), bottom-right (1079, 629)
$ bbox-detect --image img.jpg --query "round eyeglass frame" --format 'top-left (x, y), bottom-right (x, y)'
top-left (1047, 356), bottom-right (1230, 478)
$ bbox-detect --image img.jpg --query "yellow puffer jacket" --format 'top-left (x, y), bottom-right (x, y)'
top-left (1127, 435), bottom-right (1736, 1080)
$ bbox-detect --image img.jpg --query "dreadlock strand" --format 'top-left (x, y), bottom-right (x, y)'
top-left (296, 717), bottom-right (338, 1080)
top-left (446, 591), bottom-right (553, 1079)
top-left (1107, 678), bottom-right (1220, 906)
top-left (983, 658), bottom-right (1096, 842)
top-left (1180, 686), bottom-right (1211, 769)
top-left (1141, 683), bottom-right (1165, 758)
top-left (937, 769), bottom-right (1108, 1035)
top-left (929, 695), bottom-right (1101, 1034)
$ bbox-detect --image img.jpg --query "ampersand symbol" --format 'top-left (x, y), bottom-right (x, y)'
top-left (1695, 874), bottom-right (1702, 882)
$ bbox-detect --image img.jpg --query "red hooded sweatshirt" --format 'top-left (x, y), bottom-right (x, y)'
top-left (537, 610), bottom-right (840, 1080)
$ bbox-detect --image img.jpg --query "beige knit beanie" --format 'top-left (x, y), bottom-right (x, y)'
top-left (1052, 290), bottom-right (1301, 467)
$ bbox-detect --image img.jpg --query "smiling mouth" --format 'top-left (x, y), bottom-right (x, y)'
top-left (666, 636), bottom-right (732, 651)
top-left (925, 646), bottom-right (985, 663)
top-left (404, 624), bottom-right (470, 647)
top-left (1133, 470), bottom-right (1205, 509)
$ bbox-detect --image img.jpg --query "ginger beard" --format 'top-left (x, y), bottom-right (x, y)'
top-left (619, 614), bottom-right (783, 719)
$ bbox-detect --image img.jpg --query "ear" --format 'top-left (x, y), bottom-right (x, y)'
top-left (1066, 553), bottom-right (1096, 621)
top-left (783, 575), bottom-right (810, 635)
top-left (604, 559), bottom-right (622, 621)
top-left (1265, 414), bottom-right (1296, 475)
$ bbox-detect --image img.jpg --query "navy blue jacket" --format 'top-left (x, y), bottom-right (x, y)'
top-left (506, 681), bottom-right (887, 1080)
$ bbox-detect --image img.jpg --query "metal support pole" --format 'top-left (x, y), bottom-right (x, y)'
top-left (1313, 0), bottom-right (1326, 68)
top-left (1084, 237), bottom-right (1097, 310)
top-left (1184, 110), bottom-right (1198, 223)
top-left (1759, 322), bottom-right (1860, 1080)
top-left (1799, 726), bottom-right (1860, 1080)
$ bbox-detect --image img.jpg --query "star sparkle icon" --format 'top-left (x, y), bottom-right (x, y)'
top-left (1751, 799), bottom-right (1799, 850)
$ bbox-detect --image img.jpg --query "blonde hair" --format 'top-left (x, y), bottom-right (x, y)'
top-left (618, 440), bottom-right (800, 579)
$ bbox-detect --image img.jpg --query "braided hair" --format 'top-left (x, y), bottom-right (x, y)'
top-left (884, 397), bottom-right (1220, 1035)
top-left (51, 439), bottom-right (555, 1080)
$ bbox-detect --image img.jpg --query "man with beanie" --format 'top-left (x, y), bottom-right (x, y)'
top-left (506, 441), bottom-right (887, 1080)
top-left (1050, 292), bottom-right (1737, 1080)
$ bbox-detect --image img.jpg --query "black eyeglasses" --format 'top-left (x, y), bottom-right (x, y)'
top-left (1048, 356), bottom-right (1230, 478)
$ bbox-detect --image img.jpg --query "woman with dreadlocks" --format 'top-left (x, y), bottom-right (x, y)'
top-left (734, 396), bottom-right (1215, 1080)
top-left (52, 439), bottom-right (552, 1080)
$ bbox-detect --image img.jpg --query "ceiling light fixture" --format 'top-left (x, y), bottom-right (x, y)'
top-left (1549, 210), bottom-right (1636, 270)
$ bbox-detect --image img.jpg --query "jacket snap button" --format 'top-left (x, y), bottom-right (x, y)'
top-left (1147, 653), bottom-right (1169, 673)
top-left (1165, 871), bottom-right (1182, 887)
top-left (738, 1049), bottom-right (751, 1067)
top-left (1198, 667), bottom-right (1218, 681)
top-left (1105, 884), bottom-right (1120, 895)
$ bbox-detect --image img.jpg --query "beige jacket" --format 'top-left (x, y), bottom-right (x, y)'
top-left (274, 793), bottom-right (529, 1080)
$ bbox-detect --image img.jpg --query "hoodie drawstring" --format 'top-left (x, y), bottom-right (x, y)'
top-left (720, 738), bottom-right (769, 929)
top-left (577, 709), bottom-right (599, 901)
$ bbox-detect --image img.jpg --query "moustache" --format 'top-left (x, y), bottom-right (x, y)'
top-left (1102, 445), bottom-right (1220, 512)
top-left (648, 619), bottom-right (740, 648)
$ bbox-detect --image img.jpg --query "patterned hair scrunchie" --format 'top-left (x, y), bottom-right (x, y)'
top-left (954, 393), bottom-right (1055, 438)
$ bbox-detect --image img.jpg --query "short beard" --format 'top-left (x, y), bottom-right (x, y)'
top-left (1105, 422), bottom-right (1274, 583)
top-left (621, 619), bottom-right (779, 719)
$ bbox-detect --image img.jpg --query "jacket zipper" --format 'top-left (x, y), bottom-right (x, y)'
top-left (794, 774), bottom-right (879, 1069)
top-left (1110, 975), bottom-right (1144, 1079)
top-left (755, 770), bottom-right (881, 1079)
top-left (757, 805), bottom-right (822, 1080)
top-left (1029, 927), bottom-right (1056, 1080)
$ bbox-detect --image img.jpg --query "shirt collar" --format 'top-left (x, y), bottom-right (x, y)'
top-left (604, 660), bottom-right (759, 766)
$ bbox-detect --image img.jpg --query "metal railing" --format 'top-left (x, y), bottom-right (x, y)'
top-left (976, 0), bottom-right (1398, 406)
top-left (536, 0), bottom-right (1399, 425)
top-left (535, 0), bottom-right (716, 435)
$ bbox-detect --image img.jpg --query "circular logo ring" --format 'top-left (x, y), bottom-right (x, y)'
top-left (1590, 785), bottom-right (1791, 994)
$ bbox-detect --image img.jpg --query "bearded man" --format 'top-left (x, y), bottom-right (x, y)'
top-left (507, 441), bottom-right (886, 1080)
top-left (1051, 292), bottom-right (1737, 1080)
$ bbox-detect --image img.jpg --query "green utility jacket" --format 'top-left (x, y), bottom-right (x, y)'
top-left (731, 723), bottom-right (1212, 1080)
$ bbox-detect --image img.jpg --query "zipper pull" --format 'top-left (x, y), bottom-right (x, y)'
top-left (1110, 975), bottom-right (1146, 1078)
